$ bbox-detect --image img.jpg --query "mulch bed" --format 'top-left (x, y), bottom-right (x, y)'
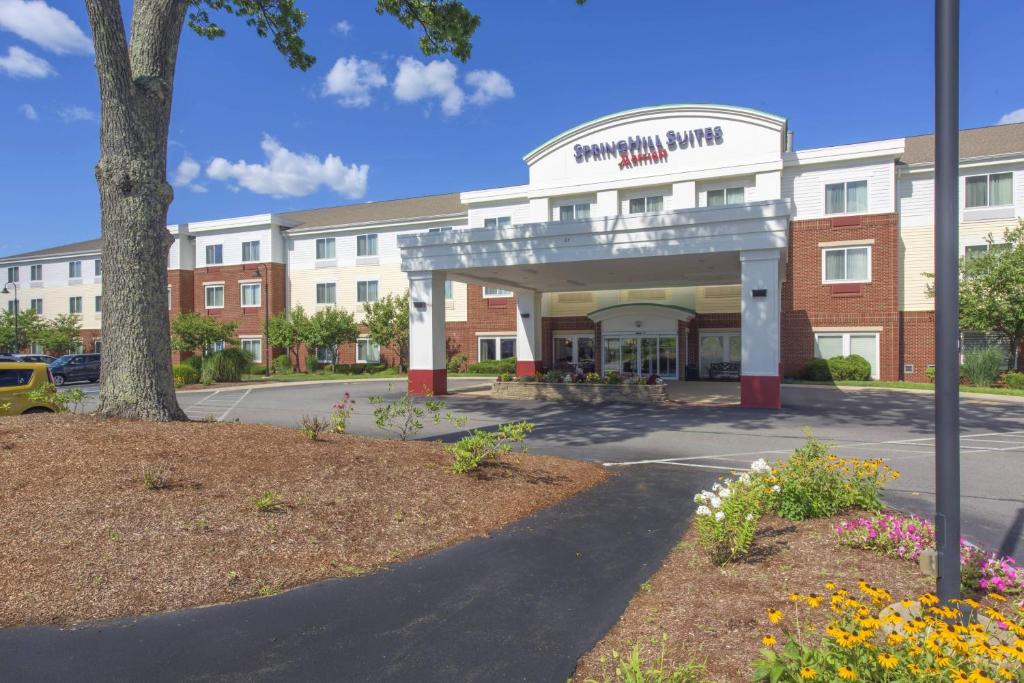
top-left (0, 414), bottom-right (606, 627)
top-left (572, 513), bottom-right (933, 682)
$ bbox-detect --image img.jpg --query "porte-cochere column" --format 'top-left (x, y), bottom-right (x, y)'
top-left (514, 289), bottom-right (543, 376)
top-left (740, 249), bottom-right (783, 408)
top-left (407, 270), bottom-right (447, 396)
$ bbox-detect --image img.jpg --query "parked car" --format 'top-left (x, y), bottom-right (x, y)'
top-left (0, 362), bottom-right (56, 414)
top-left (12, 354), bottom-right (58, 365)
top-left (49, 353), bottom-right (101, 385)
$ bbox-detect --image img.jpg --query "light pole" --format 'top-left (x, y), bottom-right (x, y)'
top-left (251, 264), bottom-right (270, 376)
top-left (2, 282), bottom-right (18, 353)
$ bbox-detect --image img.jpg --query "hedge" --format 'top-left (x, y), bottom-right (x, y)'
top-left (200, 348), bottom-right (252, 383)
top-left (172, 364), bottom-right (200, 387)
top-left (802, 354), bottom-right (872, 382)
top-left (466, 357), bottom-right (516, 374)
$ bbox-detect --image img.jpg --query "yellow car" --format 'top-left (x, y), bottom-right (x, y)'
top-left (0, 362), bottom-right (57, 415)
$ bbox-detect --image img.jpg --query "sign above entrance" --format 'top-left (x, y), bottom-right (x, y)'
top-left (573, 126), bottom-right (725, 170)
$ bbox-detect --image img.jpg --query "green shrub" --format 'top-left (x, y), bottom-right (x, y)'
top-left (827, 354), bottom-right (871, 381)
top-left (541, 370), bottom-right (563, 383)
top-left (305, 353), bottom-right (319, 373)
top-left (449, 421), bottom-right (535, 473)
top-left (1004, 371), bottom-right (1024, 389)
top-left (349, 364), bottom-right (366, 375)
top-left (272, 354), bottom-right (293, 374)
top-left (961, 346), bottom-right (1005, 387)
top-left (693, 461), bottom-right (773, 565)
top-left (605, 370), bottom-right (622, 385)
top-left (803, 358), bottom-right (831, 381)
top-left (465, 357), bottom-right (516, 374)
top-left (200, 350), bottom-right (248, 384)
top-left (368, 393), bottom-right (466, 441)
top-left (497, 372), bottom-right (514, 382)
top-left (27, 384), bottom-right (86, 413)
top-left (447, 352), bottom-right (468, 373)
top-left (364, 363), bottom-right (388, 374)
top-left (925, 365), bottom-right (936, 382)
top-left (248, 362), bottom-right (265, 375)
top-left (183, 354), bottom-right (204, 372)
top-left (519, 374), bottom-right (535, 382)
top-left (172, 363), bottom-right (200, 387)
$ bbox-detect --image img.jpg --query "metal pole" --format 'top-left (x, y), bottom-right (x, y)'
top-left (934, 0), bottom-right (961, 603)
top-left (263, 264), bottom-right (269, 376)
top-left (12, 283), bottom-right (18, 353)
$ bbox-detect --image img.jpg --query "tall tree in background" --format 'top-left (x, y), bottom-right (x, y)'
top-left (35, 314), bottom-right (84, 356)
top-left (84, 0), bottom-right (481, 420)
top-left (363, 291), bottom-right (410, 371)
top-left (299, 308), bottom-right (358, 366)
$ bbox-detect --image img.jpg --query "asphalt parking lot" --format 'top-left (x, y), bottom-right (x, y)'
top-left (71, 378), bottom-right (1024, 557)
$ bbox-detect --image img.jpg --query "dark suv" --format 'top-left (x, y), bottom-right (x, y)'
top-left (50, 354), bottom-right (101, 385)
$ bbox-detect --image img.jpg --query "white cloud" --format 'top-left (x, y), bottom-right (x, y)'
top-left (0, 0), bottom-right (92, 54)
top-left (206, 134), bottom-right (368, 199)
top-left (997, 108), bottom-right (1024, 125)
top-left (322, 56), bottom-right (387, 108)
top-left (465, 69), bottom-right (514, 105)
top-left (393, 57), bottom-right (464, 115)
top-left (0, 45), bottom-right (54, 77)
top-left (173, 156), bottom-right (200, 186)
top-left (333, 20), bottom-right (352, 34)
top-left (188, 183), bottom-right (207, 193)
top-left (18, 103), bottom-right (37, 119)
top-left (58, 105), bottom-right (94, 123)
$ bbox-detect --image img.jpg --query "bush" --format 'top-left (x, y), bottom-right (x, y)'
top-left (962, 345), bottom-right (1005, 386)
top-left (201, 349), bottom-right (248, 384)
top-left (925, 365), bottom-right (935, 382)
top-left (364, 363), bottom-right (388, 374)
top-left (465, 357), bottom-right (516, 374)
top-left (1004, 370), bottom-right (1024, 389)
top-left (497, 372), bottom-right (514, 382)
top-left (305, 353), bottom-right (319, 373)
top-left (252, 491), bottom-right (284, 513)
top-left (369, 394), bottom-right (467, 441)
top-left (299, 414), bottom-right (329, 441)
top-left (541, 370), bottom-right (564, 383)
top-left (248, 362), bottom-right (265, 375)
top-left (448, 420), bottom-right (535, 473)
top-left (584, 372), bottom-right (603, 384)
top-left (693, 460), bottom-right (774, 564)
top-left (605, 370), bottom-right (622, 385)
top-left (272, 354), bottom-right (293, 374)
top-left (447, 352), bottom-right (468, 373)
top-left (802, 358), bottom-right (831, 381)
top-left (182, 354), bottom-right (204, 372)
top-left (828, 354), bottom-right (871, 381)
top-left (172, 363), bottom-right (200, 387)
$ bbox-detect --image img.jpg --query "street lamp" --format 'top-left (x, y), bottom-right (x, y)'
top-left (250, 264), bottom-right (270, 376)
top-left (2, 282), bottom-right (18, 353)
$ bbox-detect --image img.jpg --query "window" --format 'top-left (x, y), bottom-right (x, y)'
top-left (6, 266), bottom-right (18, 283)
top-left (167, 285), bottom-right (172, 310)
top-left (484, 216), bottom-right (512, 228)
top-left (69, 296), bottom-right (82, 314)
top-left (356, 234), bottom-right (378, 257)
top-left (428, 226), bottom-right (454, 233)
top-left (825, 180), bottom-right (868, 214)
top-left (242, 240), bottom-right (260, 262)
top-left (316, 282), bottom-right (336, 305)
top-left (356, 280), bottom-right (379, 303)
top-left (93, 339), bottom-right (102, 354)
top-left (315, 237), bottom-right (336, 260)
top-left (479, 336), bottom-right (516, 361)
top-left (965, 172), bottom-right (1012, 208)
top-left (444, 280), bottom-right (454, 300)
top-left (6, 300), bottom-right (16, 314)
top-left (706, 187), bottom-right (745, 207)
top-left (204, 284), bottom-right (224, 308)
top-left (628, 196), bottom-right (664, 214)
top-left (822, 246), bottom-right (871, 283)
top-left (95, 295), bottom-right (102, 313)
top-left (207, 340), bottom-right (226, 354)
top-left (241, 283), bottom-right (261, 307)
top-left (965, 242), bottom-right (1009, 260)
top-left (315, 346), bottom-right (334, 363)
top-left (0, 369), bottom-right (33, 387)
top-left (68, 261), bottom-right (82, 278)
top-left (482, 286), bottom-right (512, 298)
top-left (30, 264), bottom-right (42, 281)
top-left (558, 203), bottom-right (591, 221)
top-left (240, 338), bottom-right (262, 362)
top-left (814, 332), bottom-right (879, 379)
top-left (356, 338), bottom-right (381, 363)
top-left (30, 298), bottom-right (42, 314)
top-left (94, 259), bottom-right (102, 277)
top-left (30, 342), bottom-right (44, 355)
top-left (205, 244), bottom-right (223, 265)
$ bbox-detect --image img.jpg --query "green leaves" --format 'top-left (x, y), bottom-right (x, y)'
top-left (187, 0), bottom-right (315, 70)
top-left (171, 312), bottom-right (237, 356)
top-left (375, 0), bottom-right (480, 62)
top-left (448, 420), bottom-right (534, 473)
top-left (299, 307), bottom-right (358, 366)
top-left (362, 291), bottom-right (410, 371)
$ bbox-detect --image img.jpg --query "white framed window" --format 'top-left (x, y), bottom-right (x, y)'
top-left (6, 300), bottom-right (17, 314)
top-left (628, 196), bottom-right (664, 214)
top-left (207, 340), bottom-right (226, 354)
top-left (964, 242), bottom-right (1009, 260)
top-left (315, 345), bottom-right (334, 363)
top-left (69, 296), bottom-right (82, 314)
top-left (822, 246), bottom-right (871, 283)
top-left (558, 203), bottom-right (591, 221)
top-left (30, 264), bottom-right (42, 281)
top-left (242, 240), bottom-right (260, 262)
top-left (356, 280), bottom-right (379, 303)
top-left (316, 282), bottom-right (336, 305)
top-left (825, 180), bottom-right (868, 214)
top-left (444, 280), bottom-right (454, 300)
top-left (30, 298), bottom-right (42, 314)
top-left (6, 266), bottom-right (18, 283)
top-left (93, 339), bottom-right (102, 354)
top-left (965, 172), bottom-right (1012, 208)
top-left (484, 216), bottom-right (512, 228)
top-left (205, 244), bottom-right (223, 265)
top-left (167, 285), bottom-right (172, 310)
top-left (240, 282), bottom-right (261, 307)
top-left (479, 336), bottom-right (516, 361)
top-left (482, 286), bottom-right (512, 298)
top-left (95, 295), bottom-right (102, 313)
top-left (428, 226), bottom-right (454, 233)
top-left (68, 261), bottom-right (82, 278)
top-left (813, 331), bottom-right (880, 380)
top-left (240, 337), bottom-right (262, 361)
top-left (204, 284), bottom-right (224, 308)
top-left (356, 234), bottom-right (378, 257)
top-left (94, 259), bottom-right (102, 277)
top-left (356, 338), bottom-right (381, 363)
top-left (315, 237), bottom-right (336, 260)
top-left (706, 187), bottom-right (745, 207)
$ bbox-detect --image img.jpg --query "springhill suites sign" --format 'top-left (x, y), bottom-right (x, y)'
top-left (573, 125), bottom-right (724, 170)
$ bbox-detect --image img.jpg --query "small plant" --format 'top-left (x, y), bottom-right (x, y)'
top-left (299, 414), bottom-right (330, 441)
top-left (693, 459), bottom-right (774, 564)
top-left (584, 372), bottom-right (603, 384)
top-left (329, 392), bottom-right (355, 434)
top-left (172, 363), bottom-right (200, 387)
top-left (255, 582), bottom-right (282, 597)
top-left (1004, 370), bottom-right (1024, 389)
top-left (368, 391), bottom-right (467, 441)
top-left (496, 371), bottom-right (514, 383)
top-left (962, 345), bottom-right (1005, 386)
top-left (448, 420), bottom-right (535, 473)
top-left (252, 490), bottom-right (284, 513)
top-left (141, 465), bottom-right (168, 491)
top-left (27, 384), bottom-right (86, 414)
top-left (585, 636), bottom-right (711, 683)
top-left (541, 369), bottom-right (563, 383)
top-left (446, 352), bottom-right (468, 373)
top-left (605, 370), bottom-right (622, 385)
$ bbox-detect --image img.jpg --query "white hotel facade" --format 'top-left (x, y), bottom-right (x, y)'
top-left (2, 104), bottom-right (1023, 407)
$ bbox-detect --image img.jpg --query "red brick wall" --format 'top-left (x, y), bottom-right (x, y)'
top-left (900, 311), bottom-right (935, 381)
top-left (192, 263), bottom-right (286, 336)
top-left (168, 269), bottom-right (195, 363)
top-left (541, 316), bottom-right (597, 370)
top-left (444, 285), bottom-right (518, 364)
top-left (782, 213), bottom-right (901, 380)
top-left (687, 313), bottom-right (741, 374)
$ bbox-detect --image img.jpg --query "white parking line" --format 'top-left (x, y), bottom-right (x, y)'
top-left (183, 388), bottom-right (252, 422)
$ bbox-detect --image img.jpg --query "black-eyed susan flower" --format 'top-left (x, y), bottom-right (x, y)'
top-left (836, 665), bottom-right (857, 680)
top-left (761, 634), bottom-right (776, 647)
top-left (767, 608), bottom-right (783, 624)
top-left (799, 666), bottom-right (816, 679)
top-left (877, 653), bottom-right (898, 669)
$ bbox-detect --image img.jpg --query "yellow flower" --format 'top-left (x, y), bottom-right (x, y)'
top-left (824, 581), bottom-right (837, 591)
top-left (837, 666), bottom-right (857, 681)
top-left (799, 666), bottom-right (816, 679)
top-left (761, 635), bottom-right (777, 647)
top-left (805, 594), bottom-right (823, 608)
top-left (877, 653), bottom-right (898, 670)
top-left (767, 608), bottom-right (783, 625)
top-left (988, 592), bottom-right (1007, 602)
top-left (920, 593), bottom-right (940, 607)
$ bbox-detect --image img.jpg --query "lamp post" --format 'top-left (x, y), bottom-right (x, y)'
top-left (251, 264), bottom-right (270, 376)
top-left (2, 282), bottom-right (18, 353)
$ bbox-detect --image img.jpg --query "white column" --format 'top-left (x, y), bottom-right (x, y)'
top-left (514, 289), bottom-right (543, 376)
top-left (407, 270), bottom-right (447, 395)
top-left (740, 249), bottom-right (782, 408)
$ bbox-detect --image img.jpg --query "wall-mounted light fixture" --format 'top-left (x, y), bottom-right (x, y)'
top-left (413, 301), bottom-right (427, 311)
top-left (751, 289), bottom-right (768, 298)
top-left (520, 312), bottom-right (530, 319)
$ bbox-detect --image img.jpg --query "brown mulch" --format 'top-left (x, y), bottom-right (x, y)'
top-left (572, 514), bottom-right (933, 683)
top-left (0, 414), bottom-right (606, 627)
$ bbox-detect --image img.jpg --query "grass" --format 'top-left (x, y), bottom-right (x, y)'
top-left (240, 367), bottom-right (404, 382)
top-left (785, 378), bottom-right (1024, 397)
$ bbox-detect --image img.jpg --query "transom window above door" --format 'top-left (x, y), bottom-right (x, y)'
top-left (825, 180), bottom-right (868, 214)
top-left (822, 245), bottom-right (871, 283)
top-left (628, 196), bottom-right (664, 214)
top-left (706, 187), bottom-right (744, 207)
top-left (558, 203), bottom-right (590, 221)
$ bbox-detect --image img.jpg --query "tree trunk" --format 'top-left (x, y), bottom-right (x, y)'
top-left (86, 0), bottom-right (189, 420)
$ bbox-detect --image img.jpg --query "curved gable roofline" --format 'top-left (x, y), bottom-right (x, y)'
top-left (523, 104), bottom-right (788, 165)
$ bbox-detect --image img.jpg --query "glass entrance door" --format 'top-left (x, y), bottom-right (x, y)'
top-left (602, 335), bottom-right (678, 379)
top-left (699, 332), bottom-right (741, 378)
top-left (553, 334), bottom-right (596, 373)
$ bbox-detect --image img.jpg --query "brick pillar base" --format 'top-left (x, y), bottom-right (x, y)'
top-left (408, 369), bottom-right (447, 396)
top-left (516, 360), bottom-right (543, 377)
top-left (740, 375), bottom-right (781, 409)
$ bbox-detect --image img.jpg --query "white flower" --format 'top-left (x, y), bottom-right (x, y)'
top-left (719, 488), bottom-right (732, 499)
top-left (738, 473), bottom-right (752, 485)
top-left (709, 496), bottom-right (722, 509)
top-left (750, 458), bottom-right (771, 474)
top-left (696, 505), bottom-right (711, 516)
top-left (711, 482), bottom-right (722, 492)
top-left (771, 484), bottom-right (781, 493)
top-left (715, 511), bottom-right (725, 522)
top-left (746, 513), bottom-right (755, 521)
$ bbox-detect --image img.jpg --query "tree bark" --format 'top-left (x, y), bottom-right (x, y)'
top-left (85, 0), bottom-right (189, 419)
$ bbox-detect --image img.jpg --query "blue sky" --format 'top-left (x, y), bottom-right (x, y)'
top-left (1, 0), bottom-right (1022, 256)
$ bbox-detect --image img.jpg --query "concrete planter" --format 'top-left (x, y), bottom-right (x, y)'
top-left (491, 380), bottom-right (667, 404)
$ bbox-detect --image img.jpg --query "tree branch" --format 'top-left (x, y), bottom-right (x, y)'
top-left (83, 0), bottom-right (134, 138)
